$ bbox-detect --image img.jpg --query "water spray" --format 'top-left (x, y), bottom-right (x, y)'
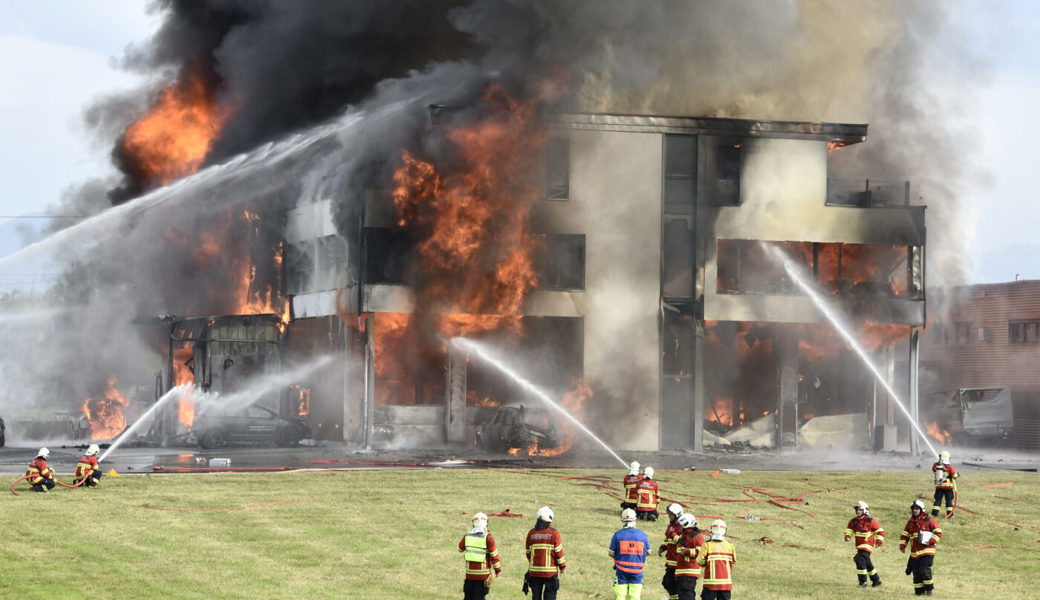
top-left (99, 383), bottom-right (192, 462)
top-left (451, 337), bottom-right (630, 468)
top-left (762, 242), bottom-right (938, 456)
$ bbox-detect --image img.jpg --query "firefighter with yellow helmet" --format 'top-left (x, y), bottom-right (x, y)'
top-left (459, 512), bottom-right (501, 600)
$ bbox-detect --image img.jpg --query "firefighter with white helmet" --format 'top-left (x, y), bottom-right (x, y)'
top-left (900, 500), bottom-right (942, 596)
top-left (930, 450), bottom-right (958, 518)
top-left (674, 513), bottom-right (705, 600)
top-left (622, 461), bottom-right (643, 510)
top-left (459, 511), bottom-right (501, 600)
top-left (608, 508), bottom-right (649, 600)
top-left (75, 444), bottom-right (103, 488)
top-left (697, 520), bottom-right (736, 600)
top-left (844, 500), bottom-right (884, 588)
top-left (525, 505), bottom-right (565, 600)
top-left (634, 466), bottom-right (659, 521)
top-left (25, 448), bottom-right (56, 493)
top-left (658, 502), bottom-right (685, 600)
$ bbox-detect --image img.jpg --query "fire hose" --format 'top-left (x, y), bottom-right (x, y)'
top-left (10, 470), bottom-right (94, 496)
top-left (943, 480), bottom-right (958, 520)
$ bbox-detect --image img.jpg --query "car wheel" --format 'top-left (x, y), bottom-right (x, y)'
top-left (199, 430), bottom-right (223, 449)
top-left (275, 427), bottom-right (302, 447)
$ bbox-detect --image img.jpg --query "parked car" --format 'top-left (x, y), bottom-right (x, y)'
top-left (192, 404), bottom-right (310, 449)
top-left (475, 404), bottom-right (560, 452)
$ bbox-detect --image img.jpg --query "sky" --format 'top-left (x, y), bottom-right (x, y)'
top-left (0, 1), bottom-right (1037, 290)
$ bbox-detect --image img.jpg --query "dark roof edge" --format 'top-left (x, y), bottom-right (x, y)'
top-left (547, 112), bottom-right (868, 143)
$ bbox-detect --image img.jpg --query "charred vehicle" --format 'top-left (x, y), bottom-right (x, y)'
top-left (192, 404), bottom-right (310, 449)
top-left (933, 387), bottom-right (1014, 444)
top-left (475, 404), bottom-right (561, 452)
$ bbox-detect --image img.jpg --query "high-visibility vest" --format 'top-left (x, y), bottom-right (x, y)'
top-left (464, 533), bottom-right (488, 563)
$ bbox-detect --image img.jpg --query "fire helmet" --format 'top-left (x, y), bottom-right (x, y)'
top-left (643, 466), bottom-right (654, 479)
top-left (629, 460), bottom-right (640, 475)
top-left (710, 519), bottom-right (727, 539)
top-left (910, 500), bottom-right (926, 513)
top-left (938, 450), bottom-right (950, 463)
top-left (536, 506), bottom-right (554, 523)
top-left (37, 447), bottom-right (50, 459)
top-left (621, 508), bottom-right (637, 523)
top-left (472, 512), bottom-right (488, 528)
top-left (87, 444), bottom-right (100, 457)
top-left (854, 501), bottom-right (869, 514)
top-left (667, 503), bottom-right (684, 519)
top-left (678, 513), bottom-right (697, 529)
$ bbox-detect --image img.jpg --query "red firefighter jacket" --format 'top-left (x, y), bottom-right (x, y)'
top-left (459, 531), bottom-right (501, 581)
top-left (932, 462), bottom-right (958, 489)
top-left (635, 478), bottom-right (659, 512)
top-left (697, 538), bottom-right (736, 590)
top-left (660, 520), bottom-right (683, 568)
top-left (623, 473), bottom-right (643, 503)
top-left (674, 528), bottom-right (704, 578)
top-left (75, 454), bottom-right (99, 479)
top-left (844, 514), bottom-right (884, 554)
top-left (899, 514), bottom-right (942, 558)
top-left (525, 524), bottom-right (565, 577)
top-left (26, 457), bottom-right (54, 485)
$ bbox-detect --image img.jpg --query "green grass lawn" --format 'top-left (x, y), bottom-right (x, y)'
top-left (2, 467), bottom-right (1038, 599)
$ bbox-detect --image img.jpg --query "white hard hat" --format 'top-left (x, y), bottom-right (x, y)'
top-left (911, 500), bottom-right (926, 512)
top-left (536, 506), bottom-right (554, 523)
top-left (87, 444), bottom-right (100, 456)
top-left (38, 447), bottom-right (50, 459)
top-left (678, 513), bottom-right (696, 529)
top-left (472, 512), bottom-right (488, 527)
top-left (939, 450), bottom-right (950, 463)
top-left (666, 503), bottom-right (684, 518)
top-left (710, 519), bottom-right (727, 539)
top-left (629, 460), bottom-right (640, 474)
top-left (643, 466), bottom-right (654, 479)
top-left (854, 501), bottom-right (869, 514)
top-left (620, 508), bottom-right (637, 522)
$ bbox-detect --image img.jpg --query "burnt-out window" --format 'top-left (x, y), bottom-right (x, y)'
top-left (545, 138), bottom-right (569, 200)
top-left (533, 234), bottom-right (585, 290)
top-left (664, 135), bottom-right (695, 214)
top-left (715, 143), bottom-right (741, 205)
top-left (1009, 320), bottom-right (1040, 344)
top-left (954, 321), bottom-right (974, 344)
top-left (363, 228), bottom-right (412, 284)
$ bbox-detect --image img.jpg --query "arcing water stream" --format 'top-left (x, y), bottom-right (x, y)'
top-left (99, 383), bottom-right (191, 462)
top-left (762, 242), bottom-right (939, 457)
top-left (452, 337), bottom-right (629, 468)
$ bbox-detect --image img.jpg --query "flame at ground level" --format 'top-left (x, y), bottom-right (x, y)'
top-left (81, 376), bottom-right (130, 440)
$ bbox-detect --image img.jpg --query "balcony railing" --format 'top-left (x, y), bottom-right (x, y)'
top-left (826, 179), bottom-right (910, 207)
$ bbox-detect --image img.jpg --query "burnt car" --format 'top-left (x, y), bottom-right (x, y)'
top-left (192, 404), bottom-right (310, 449)
top-left (475, 404), bottom-right (561, 452)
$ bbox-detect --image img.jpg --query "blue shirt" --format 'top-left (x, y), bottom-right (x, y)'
top-left (609, 526), bottom-right (650, 583)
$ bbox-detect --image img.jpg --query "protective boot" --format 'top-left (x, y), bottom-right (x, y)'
top-left (870, 573), bottom-right (882, 587)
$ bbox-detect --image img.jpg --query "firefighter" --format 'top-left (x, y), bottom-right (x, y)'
top-left (26, 447), bottom-right (56, 493)
top-left (635, 466), bottom-right (659, 521)
top-left (525, 506), bottom-right (565, 600)
top-left (459, 512), bottom-right (502, 600)
top-left (697, 519), bottom-right (736, 600)
top-left (74, 444), bottom-right (102, 487)
top-left (674, 512), bottom-right (705, 600)
top-left (658, 502), bottom-right (684, 600)
top-left (622, 461), bottom-right (643, 510)
top-left (608, 508), bottom-right (649, 600)
top-left (931, 450), bottom-right (958, 518)
top-left (899, 500), bottom-right (942, 596)
top-left (844, 500), bottom-right (884, 588)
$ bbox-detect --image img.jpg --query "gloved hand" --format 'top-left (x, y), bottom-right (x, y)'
top-left (875, 540), bottom-right (883, 547)
top-left (658, 544), bottom-right (666, 556)
top-left (844, 535), bottom-right (851, 542)
top-left (559, 564), bottom-right (566, 574)
top-left (495, 569), bottom-right (501, 577)
top-left (899, 544), bottom-right (906, 554)
top-left (905, 559), bottom-right (913, 576)
top-left (521, 573), bottom-right (529, 595)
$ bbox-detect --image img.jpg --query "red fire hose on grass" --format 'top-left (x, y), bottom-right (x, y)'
top-left (10, 471), bottom-right (92, 495)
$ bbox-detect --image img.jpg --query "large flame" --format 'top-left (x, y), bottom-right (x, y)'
top-left (172, 344), bottom-right (195, 429)
top-left (122, 71), bottom-right (228, 186)
top-left (81, 376), bottom-right (130, 439)
top-left (926, 421), bottom-right (953, 445)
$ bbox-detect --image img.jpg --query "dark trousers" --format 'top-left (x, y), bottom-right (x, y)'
top-left (662, 567), bottom-right (678, 598)
top-left (932, 488), bottom-right (954, 516)
top-left (31, 479), bottom-right (55, 492)
top-left (853, 549), bottom-right (881, 584)
top-left (677, 576), bottom-right (698, 600)
top-left (636, 510), bottom-right (659, 521)
top-left (463, 579), bottom-right (489, 600)
top-left (911, 555), bottom-right (935, 595)
top-left (76, 471), bottom-right (102, 487)
top-left (700, 589), bottom-right (730, 600)
top-left (529, 574), bottom-right (559, 600)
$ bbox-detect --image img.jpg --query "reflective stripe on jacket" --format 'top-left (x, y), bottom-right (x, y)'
top-left (623, 474), bottom-right (643, 503)
top-left (662, 521), bottom-right (683, 567)
top-left (76, 454), bottom-right (99, 478)
top-left (526, 525), bottom-right (565, 577)
top-left (674, 529), bottom-right (704, 578)
top-left (459, 532), bottom-right (500, 581)
top-left (635, 479), bottom-right (659, 511)
top-left (609, 528), bottom-right (649, 577)
top-left (899, 514), bottom-right (942, 558)
top-left (26, 458), bottom-right (53, 485)
top-left (845, 515), bottom-right (885, 553)
top-left (932, 463), bottom-right (958, 489)
top-left (697, 539), bottom-right (736, 590)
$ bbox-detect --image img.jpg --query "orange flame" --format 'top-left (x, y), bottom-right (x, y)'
top-left (123, 71), bottom-right (228, 186)
top-left (81, 376), bottom-right (130, 440)
top-left (532, 380), bottom-right (591, 457)
top-left (926, 421), bottom-right (952, 445)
